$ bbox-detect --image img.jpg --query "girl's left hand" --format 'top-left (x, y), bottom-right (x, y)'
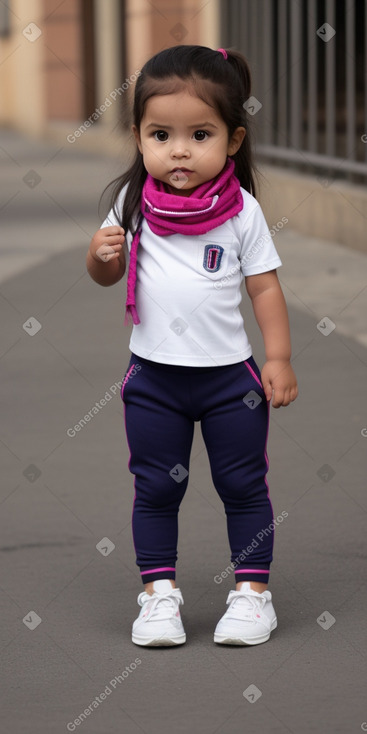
top-left (261, 360), bottom-right (298, 408)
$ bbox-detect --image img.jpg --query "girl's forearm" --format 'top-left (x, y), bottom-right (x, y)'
top-left (86, 249), bottom-right (125, 287)
top-left (250, 283), bottom-right (292, 362)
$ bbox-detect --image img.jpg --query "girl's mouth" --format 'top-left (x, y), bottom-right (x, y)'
top-left (170, 168), bottom-right (193, 173)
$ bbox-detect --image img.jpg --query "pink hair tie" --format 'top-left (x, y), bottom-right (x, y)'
top-left (217, 48), bottom-right (228, 60)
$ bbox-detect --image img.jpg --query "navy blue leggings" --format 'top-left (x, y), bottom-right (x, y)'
top-left (121, 353), bottom-right (274, 586)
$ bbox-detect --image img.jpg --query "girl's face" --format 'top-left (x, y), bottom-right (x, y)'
top-left (133, 86), bottom-right (245, 196)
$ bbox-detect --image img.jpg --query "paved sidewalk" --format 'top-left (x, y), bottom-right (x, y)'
top-left (0, 128), bottom-right (366, 734)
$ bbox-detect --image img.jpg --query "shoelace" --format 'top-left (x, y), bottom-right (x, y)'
top-left (138, 589), bottom-right (183, 622)
top-left (226, 590), bottom-right (267, 622)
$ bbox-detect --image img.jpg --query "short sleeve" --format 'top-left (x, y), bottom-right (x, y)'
top-left (99, 184), bottom-right (128, 229)
top-left (239, 200), bottom-right (282, 276)
top-left (99, 184), bottom-right (133, 250)
top-left (100, 208), bottom-right (119, 228)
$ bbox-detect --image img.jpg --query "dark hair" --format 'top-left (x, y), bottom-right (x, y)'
top-left (99, 45), bottom-right (258, 235)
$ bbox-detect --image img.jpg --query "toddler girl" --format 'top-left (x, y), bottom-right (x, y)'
top-left (86, 45), bottom-right (298, 647)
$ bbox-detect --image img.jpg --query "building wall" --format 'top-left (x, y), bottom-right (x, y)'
top-left (93, 0), bottom-right (121, 128)
top-left (122, 0), bottom-right (219, 135)
top-left (43, 0), bottom-right (84, 121)
top-left (2, 0), bottom-right (364, 250)
top-left (0, 0), bottom-right (45, 134)
top-left (0, 0), bottom-right (87, 130)
top-left (126, 0), bottom-right (214, 74)
top-left (0, 0), bottom-right (219, 135)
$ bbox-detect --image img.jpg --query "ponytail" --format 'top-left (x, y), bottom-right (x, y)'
top-left (225, 48), bottom-right (258, 199)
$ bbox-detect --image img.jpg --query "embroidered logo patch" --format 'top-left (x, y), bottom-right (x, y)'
top-left (203, 244), bottom-right (224, 273)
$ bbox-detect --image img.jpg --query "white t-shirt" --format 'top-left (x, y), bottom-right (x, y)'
top-left (100, 185), bottom-right (282, 366)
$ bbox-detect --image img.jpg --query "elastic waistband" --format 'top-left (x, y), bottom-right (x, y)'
top-left (130, 353), bottom-right (246, 375)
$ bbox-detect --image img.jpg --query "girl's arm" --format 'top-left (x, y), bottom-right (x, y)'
top-left (245, 269), bottom-right (298, 408)
top-left (86, 225), bottom-right (126, 287)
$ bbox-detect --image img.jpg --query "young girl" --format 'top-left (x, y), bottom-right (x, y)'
top-left (86, 45), bottom-right (298, 648)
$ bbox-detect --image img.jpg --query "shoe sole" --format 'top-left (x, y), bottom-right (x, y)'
top-left (214, 618), bottom-right (277, 646)
top-left (132, 633), bottom-right (186, 647)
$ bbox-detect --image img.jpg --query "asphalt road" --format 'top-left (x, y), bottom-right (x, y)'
top-left (1, 128), bottom-right (366, 734)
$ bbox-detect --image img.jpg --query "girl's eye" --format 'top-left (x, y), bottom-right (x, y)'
top-left (193, 130), bottom-right (209, 141)
top-left (153, 130), bottom-right (168, 142)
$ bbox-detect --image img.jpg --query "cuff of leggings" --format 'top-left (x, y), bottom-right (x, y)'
top-left (140, 567), bottom-right (176, 584)
top-left (234, 568), bottom-right (270, 584)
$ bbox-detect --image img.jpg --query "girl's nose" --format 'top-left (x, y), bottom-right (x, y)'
top-left (170, 141), bottom-right (190, 159)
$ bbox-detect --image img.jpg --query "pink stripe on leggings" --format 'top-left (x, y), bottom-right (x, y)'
top-left (234, 569), bottom-right (269, 574)
top-left (121, 363), bottom-right (136, 400)
top-left (244, 359), bottom-right (263, 389)
top-left (141, 567), bottom-right (176, 575)
top-left (123, 397), bottom-right (137, 556)
top-left (244, 360), bottom-right (275, 555)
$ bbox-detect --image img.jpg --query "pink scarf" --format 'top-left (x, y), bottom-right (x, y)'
top-left (124, 157), bottom-right (243, 325)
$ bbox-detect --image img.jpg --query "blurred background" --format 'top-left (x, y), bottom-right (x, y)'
top-left (1, 0), bottom-right (367, 247)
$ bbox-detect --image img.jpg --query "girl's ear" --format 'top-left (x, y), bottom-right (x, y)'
top-left (132, 125), bottom-right (143, 153)
top-left (227, 126), bottom-right (246, 156)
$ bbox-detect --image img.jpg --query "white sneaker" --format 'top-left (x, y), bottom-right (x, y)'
top-left (214, 582), bottom-right (277, 645)
top-left (132, 579), bottom-right (186, 647)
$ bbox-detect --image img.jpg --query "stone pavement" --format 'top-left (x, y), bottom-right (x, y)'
top-left (0, 128), bottom-right (366, 734)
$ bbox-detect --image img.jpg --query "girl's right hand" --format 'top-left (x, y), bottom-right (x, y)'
top-left (89, 225), bottom-right (125, 263)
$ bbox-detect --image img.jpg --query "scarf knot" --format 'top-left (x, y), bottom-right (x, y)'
top-left (125, 157), bottom-right (243, 325)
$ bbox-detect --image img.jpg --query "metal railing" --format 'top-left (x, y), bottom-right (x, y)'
top-left (221, 0), bottom-right (367, 183)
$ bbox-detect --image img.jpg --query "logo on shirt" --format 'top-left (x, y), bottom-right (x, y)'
top-left (203, 244), bottom-right (224, 273)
